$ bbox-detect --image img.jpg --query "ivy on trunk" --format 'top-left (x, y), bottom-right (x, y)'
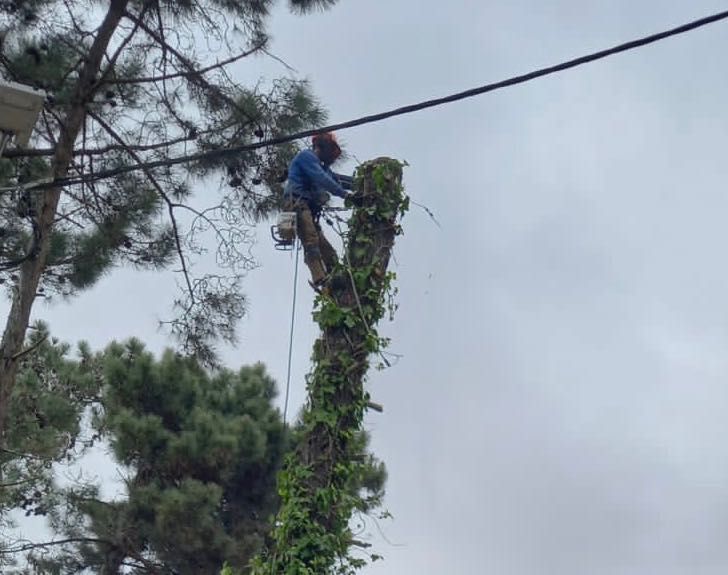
top-left (254, 158), bottom-right (408, 575)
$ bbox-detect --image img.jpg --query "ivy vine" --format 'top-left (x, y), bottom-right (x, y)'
top-left (250, 158), bottom-right (408, 575)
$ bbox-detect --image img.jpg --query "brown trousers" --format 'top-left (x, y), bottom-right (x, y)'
top-left (283, 197), bottom-right (338, 284)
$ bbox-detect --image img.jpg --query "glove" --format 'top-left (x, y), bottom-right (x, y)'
top-left (345, 191), bottom-right (365, 208)
top-left (312, 189), bottom-right (331, 208)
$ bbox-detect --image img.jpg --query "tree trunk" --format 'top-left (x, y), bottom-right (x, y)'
top-left (100, 549), bottom-right (127, 575)
top-left (256, 158), bottom-right (407, 574)
top-left (0, 0), bottom-right (130, 460)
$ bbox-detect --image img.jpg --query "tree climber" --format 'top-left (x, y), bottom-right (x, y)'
top-left (283, 132), bottom-right (355, 289)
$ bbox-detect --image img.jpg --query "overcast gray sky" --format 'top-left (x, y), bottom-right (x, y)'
top-left (17, 1), bottom-right (728, 573)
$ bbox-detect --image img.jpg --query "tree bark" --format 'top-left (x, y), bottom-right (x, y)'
top-left (0, 0), bottom-right (130, 460)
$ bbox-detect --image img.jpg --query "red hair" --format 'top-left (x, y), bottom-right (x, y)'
top-left (312, 132), bottom-right (341, 161)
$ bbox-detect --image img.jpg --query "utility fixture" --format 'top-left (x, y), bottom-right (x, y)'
top-left (271, 212), bottom-right (297, 250)
top-left (0, 79), bottom-right (45, 156)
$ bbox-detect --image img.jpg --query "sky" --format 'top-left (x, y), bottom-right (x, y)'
top-left (11, 1), bottom-right (728, 573)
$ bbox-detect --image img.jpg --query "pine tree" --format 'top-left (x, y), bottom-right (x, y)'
top-left (0, 324), bottom-right (101, 572)
top-left (0, 339), bottom-right (385, 574)
top-left (0, 0), bottom-right (342, 460)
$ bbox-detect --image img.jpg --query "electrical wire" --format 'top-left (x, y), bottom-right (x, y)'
top-left (16, 8), bottom-right (728, 192)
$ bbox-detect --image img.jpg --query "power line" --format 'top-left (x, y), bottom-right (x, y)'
top-left (26, 8), bottom-right (728, 191)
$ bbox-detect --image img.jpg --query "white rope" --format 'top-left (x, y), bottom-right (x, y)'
top-left (282, 238), bottom-right (301, 426)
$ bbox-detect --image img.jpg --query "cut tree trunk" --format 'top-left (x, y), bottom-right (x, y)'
top-left (257, 157), bottom-right (407, 574)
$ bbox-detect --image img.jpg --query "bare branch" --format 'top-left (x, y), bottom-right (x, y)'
top-left (0, 477), bottom-right (33, 488)
top-left (110, 42), bottom-right (267, 85)
top-left (11, 333), bottom-right (48, 361)
top-left (96, 2), bottom-right (150, 90)
top-left (62, 0), bottom-right (92, 38)
top-left (4, 133), bottom-right (197, 159)
top-left (0, 536), bottom-right (111, 556)
top-left (261, 47), bottom-right (298, 74)
top-left (125, 9), bottom-right (254, 120)
top-left (87, 111), bottom-right (196, 308)
top-left (0, 446), bottom-right (47, 461)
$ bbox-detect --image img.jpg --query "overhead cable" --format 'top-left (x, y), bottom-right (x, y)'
top-left (21, 8), bottom-right (728, 191)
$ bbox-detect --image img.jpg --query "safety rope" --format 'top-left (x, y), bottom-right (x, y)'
top-left (283, 238), bottom-right (300, 426)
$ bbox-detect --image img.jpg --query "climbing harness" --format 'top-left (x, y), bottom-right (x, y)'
top-left (271, 200), bottom-right (348, 251)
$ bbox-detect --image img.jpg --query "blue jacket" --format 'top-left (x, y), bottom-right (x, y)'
top-left (284, 149), bottom-right (352, 202)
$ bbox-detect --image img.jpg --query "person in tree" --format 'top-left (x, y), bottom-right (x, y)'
top-left (283, 131), bottom-right (355, 288)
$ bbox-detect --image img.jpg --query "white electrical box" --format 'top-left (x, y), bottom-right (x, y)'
top-left (0, 79), bottom-right (46, 147)
top-left (276, 212), bottom-right (297, 242)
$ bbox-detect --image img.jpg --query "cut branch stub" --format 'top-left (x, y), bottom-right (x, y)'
top-left (253, 158), bottom-right (407, 574)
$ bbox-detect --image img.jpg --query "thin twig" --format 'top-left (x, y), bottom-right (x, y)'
top-left (88, 111), bottom-right (196, 307)
top-left (111, 42), bottom-right (266, 85)
top-left (3, 133), bottom-right (204, 159)
top-left (411, 199), bottom-right (441, 228)
top-left (333, 220), bottom-right (392, 368)
top-left (261, 48), bottom-right (298, 74)
top-left (0, 537), bottom-right (111, 555)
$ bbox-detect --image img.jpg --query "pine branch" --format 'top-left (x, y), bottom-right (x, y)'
top-left (11, 333), bottom-right (48, 361)
top-left (110, 42), bottom-right (267, 85)
top-left (4, 133), bottom-right (201, 159)
top-left (92, 1), bottom-right (151, 92)
top-left (62, 0), bottom-right (93, 39)
top-left (0, 478), bottom-right (33, 488)
top-left (87, 111), bottom-right (196, 310)
top-left (0, 536), bottom-right (111, 555)
top-left (0, 446), bottom-right (47, 461)
top-left (125, 9), bottom-right (254, 120)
